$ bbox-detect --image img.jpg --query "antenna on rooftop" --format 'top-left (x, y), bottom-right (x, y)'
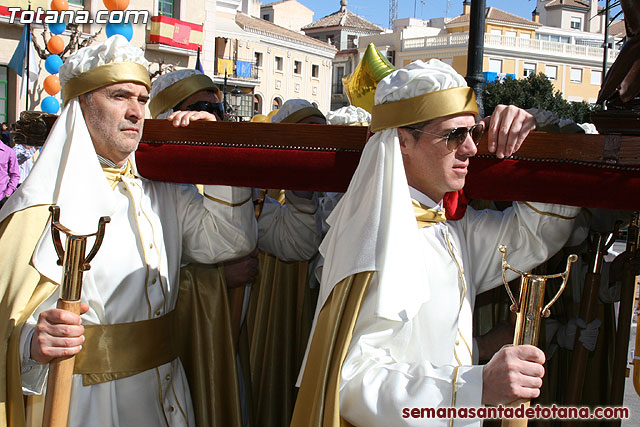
top-left (389, 0), bottom-right (398, 29)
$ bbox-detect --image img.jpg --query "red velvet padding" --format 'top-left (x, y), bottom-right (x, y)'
top-left (465, 158), bottom-right (640, 211)
top-left (135, 142), bottom-right (362, 193)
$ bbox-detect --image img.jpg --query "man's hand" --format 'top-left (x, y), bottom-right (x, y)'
top-left (482, 105), bottom-right (536, 159)
top-left (166, 110), bottom-right (218, 127)
top-left (482, 344), bottom-right (545, 405)
top-left (30, 303), bottom-right (90, 364)
top-left (223, 249), bottom-right (259, 289)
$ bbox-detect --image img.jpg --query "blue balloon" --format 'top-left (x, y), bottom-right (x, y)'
top-left (105, 22), bottom-right (133, 42)
top-left (48, 21), bottom-right (66, 35)
top-left (45, 55), bottom-right (63, 74)
top-left (42, 96), bottom-right (60, 114)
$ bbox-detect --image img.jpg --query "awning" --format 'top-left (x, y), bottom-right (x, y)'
top-left (214, 19), bottom-right (260, 42)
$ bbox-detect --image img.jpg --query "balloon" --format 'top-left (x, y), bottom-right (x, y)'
top-left (47, 35), bottom-right (64, 54)
top-left (103, 0), bottom-right (130, 10)
top-left (44, 75), bottom-right (61, 95)
top-left (42, 96), bottom-right (60, 114)
top-left (50, 0), bottom-right (69, 11)
top-left (266, 109), bottom-right (279, 122)
top-left (49, 21), bottom-right (66, 35)
top-left (342, 43), bottom-right (396, 113)
top-left (45, 55), bottom-right (63, 74)
top-left (105, 22), bottom-right (133, 41)
top-left (251, 114), bottom-right (268, 122)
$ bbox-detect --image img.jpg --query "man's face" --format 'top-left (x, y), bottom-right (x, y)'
top-left (79, 82), bottom-right (149, 166)
top-left (177, 90), bottom-right (222, 120)
top-left (398, 113), bottom-right (477, 202)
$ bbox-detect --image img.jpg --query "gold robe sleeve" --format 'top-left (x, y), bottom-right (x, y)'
top-left (176, 263), bottom-right (243, 427)
top-left (0, 206), bottom-right (58, 427)
top-left (290, 271), bottom-right (374, 427)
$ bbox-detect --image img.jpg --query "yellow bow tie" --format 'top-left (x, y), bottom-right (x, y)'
top-left (412, 199), bottom-right (446, 228)
top-left (102, 161), bottom-right (135, 190)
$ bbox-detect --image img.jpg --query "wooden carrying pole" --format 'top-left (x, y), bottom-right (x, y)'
top-left (610, 213), bottom-right (640, 418)
top-left (565, 233), bottom-right (608, 409)
top-left (499, 246), bottom-right (577, 427)
top-left (42, 206), bottom-right (109, 427)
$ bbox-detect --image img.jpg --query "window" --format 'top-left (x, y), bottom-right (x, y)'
top-left (274, 56), bottom-right (283, 72)
top-left (158, 0), bottom-right (177, 17)
top-left (488, 59), bottom-right (503, 73)
top-left (68, 0), bottom-right (83, 4)
top-left (0, 66), bottom-right (7, 123)
top-left (333, 66), bottom-right (344, 94)
top-left (312, 64), bottom-right (319, 78)
top-left (591, 69), bottom-right (602, 85)
top-left (347, 35), bottom-right (357, 49)
top-left (262, 14), bottom-right (270, 21)
top-left (505, 31), bottom-right (516, 38)
top-left (520, 33), bottom-right (531, 39)
top-left (570, 17), bottom-right (581, 30)
top-left (490, 29), bottom-right (502, 35)
top-left (254, 52), bottom-right (263, 68)
top-left (570, 68), bottom-right (582, 83)
top-left (523, 63), bottom-right (536, 78)
top-left (273, 97), bottom-right (282, 110)
top-left (294, 60), bottom-right (302, 75)
top-left (545, 65), bottom-right (558, 80)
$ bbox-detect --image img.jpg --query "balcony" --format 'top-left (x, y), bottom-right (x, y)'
top-left (147, 15), bottom-right (203, 55)
top-left (215, 57), bottom-right (259, 81)
top-left (402, 33), bottom-right (621, 63)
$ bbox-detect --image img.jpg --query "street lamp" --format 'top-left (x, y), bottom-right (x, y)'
top-left (230, 87), bottom-right (244, 122)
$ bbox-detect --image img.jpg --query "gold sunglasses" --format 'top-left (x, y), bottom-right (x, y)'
top-left (403, 123), bottom-right (485, 152)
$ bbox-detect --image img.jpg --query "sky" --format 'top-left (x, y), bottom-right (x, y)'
top-left (296, 0), bottom-right (622, 30)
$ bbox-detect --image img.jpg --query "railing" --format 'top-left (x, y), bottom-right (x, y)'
top-left (402, 33), bottom-right (620, 62)
top-left (215, 57), bottom-right (259, 80)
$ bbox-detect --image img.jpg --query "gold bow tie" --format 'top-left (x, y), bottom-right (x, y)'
top-left (412, 199), bottom-right (447, 228)
top-left (103, 161), bottom-right (136, 190)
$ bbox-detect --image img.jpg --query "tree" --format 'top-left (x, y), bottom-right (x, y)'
top-left (482, 73), bottom-right (600, 123)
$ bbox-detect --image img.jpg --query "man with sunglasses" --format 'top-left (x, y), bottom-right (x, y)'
top-left (293, 60), bottom-right (580, 426)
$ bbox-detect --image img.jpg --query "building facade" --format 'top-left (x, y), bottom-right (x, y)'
top-left (0, 0), bottom-right (335, 123)
top-left (361, 0), bottom-right (623, 104)
top-left (302, 0), bottom-right (385, 110)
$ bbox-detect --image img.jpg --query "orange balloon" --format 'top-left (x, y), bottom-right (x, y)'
top-left (50, 0), bottom-right (69, 11)
top-left (44, 75), bottom-right (61, 95)
top-left (103, 0), bottom-right (130, 10)
top-left (47, 35), bottom-right (64, 54)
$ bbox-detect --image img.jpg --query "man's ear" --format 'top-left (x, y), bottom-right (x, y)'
top-left (397, 127), bottom-right (413, 152)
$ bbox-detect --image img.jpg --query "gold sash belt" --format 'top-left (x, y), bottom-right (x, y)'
top-left (74, 310), bottom-right (178, 386)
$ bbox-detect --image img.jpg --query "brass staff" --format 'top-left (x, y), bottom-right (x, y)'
top-left (42, 206), bottom-right (109, 427)
top-left (610, 212), bottom-right (639, 421)
top-left (499, 245), bottom-right (577, 427)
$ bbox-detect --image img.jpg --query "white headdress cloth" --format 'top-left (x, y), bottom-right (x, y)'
top-left (325, 106), bottom-right (371, 126)
top-left (0, 35), bottom-right (149, 284)
top-left (317, 59), bottom-right (469, 322)
top-left (150, 69), bottom-right (205, 119)
top-left (270, 98), bottom-right (316, 123)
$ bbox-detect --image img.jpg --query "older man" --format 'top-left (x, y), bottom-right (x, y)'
top-left (293, 60), bottom-right (579, 427)
top-left (0, 36), bottom-right (256, 426)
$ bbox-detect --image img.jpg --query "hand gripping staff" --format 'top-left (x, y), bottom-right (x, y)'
top-left (499, 245), bottom-right (577, 427)
top-left (42, 206), bottom-right (110, 427)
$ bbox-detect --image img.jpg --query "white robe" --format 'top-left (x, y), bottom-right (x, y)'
top-left (20, 177), bottom-right (256, 427)
top-left (340, 189), bottom-right (580, 427)
top-left (257, 190), bottom-right (321, 261)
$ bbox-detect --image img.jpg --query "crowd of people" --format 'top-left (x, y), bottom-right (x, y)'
top-left (0, 34), bottom-right (638, 427)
